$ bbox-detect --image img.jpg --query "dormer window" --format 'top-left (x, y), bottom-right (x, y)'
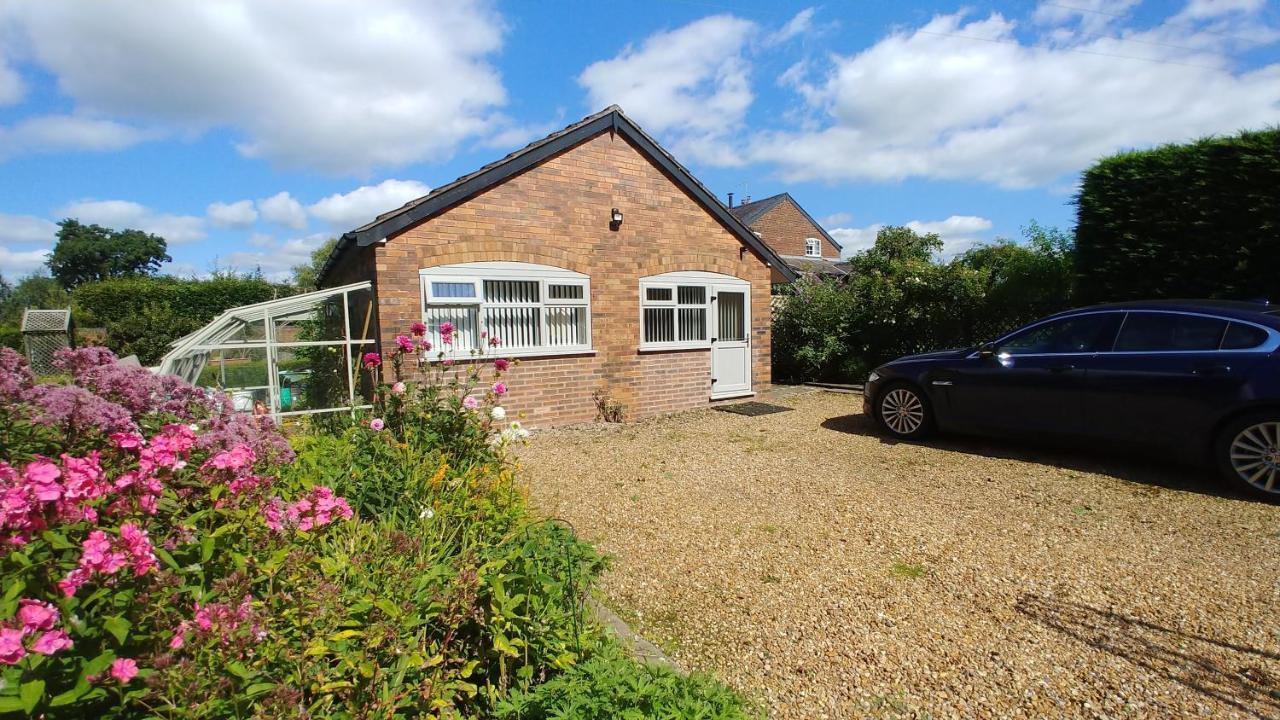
top-left (805, 238), bottom-right (821, 257)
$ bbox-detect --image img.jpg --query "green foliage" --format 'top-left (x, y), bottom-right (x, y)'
top-left (73, 275), bottom-right (293, 364)
top-left (494, 641), bottom-right (755, 720)
top-left (291, 237), bottom-right (339, 289)
top-left (0, 275), bottom-right (70, 327)
top-left (774, 225), bottom-right (1075, 383)
top-left (1074, 127), bottom-right (1280, 303)
top-left (46, 220), bottom-right (171, 290)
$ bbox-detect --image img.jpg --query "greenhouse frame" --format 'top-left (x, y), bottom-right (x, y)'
top-left (157, 282), bottom-right (377, 421)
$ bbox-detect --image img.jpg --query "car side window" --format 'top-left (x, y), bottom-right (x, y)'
top-left (1221, 322), bottom-right (1270, 350)
top-left (1114, 312), bottom-right (1227, 352)
top-left (997, 313), bottom-right (1123, 355)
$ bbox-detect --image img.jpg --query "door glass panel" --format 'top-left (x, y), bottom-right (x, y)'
top-left (718, 292), bottom-right (746, 342)
top-left (1220, 322), bottom-right (1268, 350)
top-left (998, 313), bottom-right (1122, 355)
top-left (1114, 313), bottom-right (1227, 352)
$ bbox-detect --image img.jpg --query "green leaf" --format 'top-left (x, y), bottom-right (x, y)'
top-left (154, 547), bottom-right (182, 572)
top-left (82, 650), bottom-right (116, 679)
top-left (49, 681), bottom-right (90, 707)
top-left (245, 682), bottom-right (276, 698)
top-left (41, 530), bottom-right (74, 550)
top-left (200, 535), bottom-right (215, 563)
top-left (2, 580), bottom-right (25, 602)
top-left (226, 661), bottom-right (254, 681)
top-left (103, 616), bottom-right (130, 646)
top-left (20, 679), bottom-right (44, 713)
top-left (0, 697), bottom-right (24, 713)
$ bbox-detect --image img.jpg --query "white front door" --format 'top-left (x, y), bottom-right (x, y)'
top-left (711, 286), bottom-right (751, 398)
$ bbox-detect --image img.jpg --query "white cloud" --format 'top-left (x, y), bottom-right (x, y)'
top-left (751, 5), bottom-right (1280, 189)
top-left (767, 8), bottom-right (817, 46)
top-left (579, 15), bottom-right (756, 166)
top-left (1032, 0), bottom-right (1140, 34)
top-left (57, 199), bottom-right (206, 244)
top-left (307, 179), bottom-right (430, 229)
top-left (0, 1), bottom-right (508, 173)
top-left (0, 114), bottom-right (151, 160)
top-left (0, 245), bottom-right (50, 276)
top-left (0, 213), bottom-right (57, 244)
top-left (1174, 0), bottom-right (1263, 21)
top-left (832, 215), bottom-right (994, 258)
top-left (0, 54), bottom-right (22, 105)
top-left (257, 192), bottom-right (306, 230)
top-left (206, 199), bottom-right (257, 228)
top-left (219, 232), bottom-right (329, 282)
top-left (817, 212), bottom-right (851, 227)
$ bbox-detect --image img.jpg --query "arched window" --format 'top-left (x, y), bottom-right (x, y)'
top-left (420, 262), bottom-right (591, 358)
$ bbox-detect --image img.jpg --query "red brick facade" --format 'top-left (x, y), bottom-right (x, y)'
top-left (745, 196), bottom-right (841, 259)
top-left (327, 129), bottom-right (774, 427)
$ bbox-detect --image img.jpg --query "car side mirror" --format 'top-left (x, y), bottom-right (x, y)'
top-left (977, 342), bottom-right (996, 359)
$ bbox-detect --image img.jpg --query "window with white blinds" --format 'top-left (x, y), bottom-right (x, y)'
top-left (640, 282), bottom-right (709, 348)
top-left (420, 263), bottom-right (591, 357)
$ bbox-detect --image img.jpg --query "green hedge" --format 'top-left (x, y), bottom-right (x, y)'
top-left (1075, 128), bottom-right (1280, 303)
top-left (73, 276), bottom-right (295, 364)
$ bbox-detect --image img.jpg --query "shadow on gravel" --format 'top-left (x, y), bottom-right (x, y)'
top-left (1016, 594), bottom-right (1280, 719)
top-left (819, 412), bottom-right (1261, 503)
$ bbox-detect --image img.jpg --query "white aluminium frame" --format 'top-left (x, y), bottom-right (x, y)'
top-left (419, 262), bottom-right (594, 360)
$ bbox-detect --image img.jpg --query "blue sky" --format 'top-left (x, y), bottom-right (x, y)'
top-left (1, 0), bottom-right (1277, 280)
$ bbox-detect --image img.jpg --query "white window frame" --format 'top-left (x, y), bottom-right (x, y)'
top-left (420, 262), bottom-right (593, 360)
top-left (804, 238), bottom-right (822, 258)
top-left (638, 271), bottom-right (749, 352)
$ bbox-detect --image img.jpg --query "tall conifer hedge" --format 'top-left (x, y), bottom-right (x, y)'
top-left (1074, 128), bottom-right (1280, 303)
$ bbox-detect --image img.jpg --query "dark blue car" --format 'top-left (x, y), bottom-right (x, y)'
top-left (863, 300), bottom-right (1280, 500)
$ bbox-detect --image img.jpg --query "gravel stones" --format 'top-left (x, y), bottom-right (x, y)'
top-left (518, 391), bottom-right (1280, 719)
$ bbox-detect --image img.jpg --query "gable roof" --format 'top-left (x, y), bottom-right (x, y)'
top-left (728, 192), bottom-right (843, 256)
top-left (318, 106), bottom-right (797, 284)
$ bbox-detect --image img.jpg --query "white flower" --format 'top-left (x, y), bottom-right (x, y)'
top-left (188, 424), bottom-right (200, 432)
top-left (491, 406), bottom-right (506, 420)
top-left (419, 506), bottom-right (434, 520)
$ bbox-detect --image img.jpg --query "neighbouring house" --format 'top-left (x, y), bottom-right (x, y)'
top-left (728, 193), bottom-right (846, 284)
top-left (317, 106), bottom-right (798, 427)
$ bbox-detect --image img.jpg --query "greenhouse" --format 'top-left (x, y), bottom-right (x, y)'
top-left (157, 281), bottom-right (377, 421)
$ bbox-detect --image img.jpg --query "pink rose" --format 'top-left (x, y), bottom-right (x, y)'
top-left (392, 381), bottom-right (406, 395)
top-left (31, 630), bottom-right (72, 655)
top-left (492, 382), bottom-right (507, 396)
top-left (0, 628), bottom-right (25, 664)
top-left (110, 657), bottom-right (139, 683)
top-left (493, 358), bottom-right (510, 372)
top-left (17, 599), bottom-right (59, 633)
top-left (439, 321), bottom-right (454, 335)
top-left (362, 352), bottom-right (381, 370)
top-left (369, 418), bottom-right (385, 431)
top-left (395, 335), bottom-right (414, 353)
top-left (409, 321), bottom-right (427, 337)
top-left (462, 395), bottom-right (480, 410)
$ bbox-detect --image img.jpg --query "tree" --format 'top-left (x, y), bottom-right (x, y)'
top-left (0, 274), bottom-right (70, 327)
top-left (46, 219), bottom-right (171, 289)
top-left (291, 237), bottom-right (339, 289)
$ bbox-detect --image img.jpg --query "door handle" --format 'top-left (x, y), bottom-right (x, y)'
top-left (1193, 363), bottom-right (1231, 376)
top-left (1048, 363), bottom-right (1075, 374)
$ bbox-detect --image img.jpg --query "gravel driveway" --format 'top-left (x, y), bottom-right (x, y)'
top-left (518, 390), bottom-right (1280, 719)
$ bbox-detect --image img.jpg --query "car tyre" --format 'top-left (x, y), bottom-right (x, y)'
top-left (1215, 411), bottom-right (1280, 502)
top-left (873, 381), bottom-right (934, 440)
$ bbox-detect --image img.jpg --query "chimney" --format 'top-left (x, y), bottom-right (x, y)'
top-left (727, 192), bottom-right (734, 208)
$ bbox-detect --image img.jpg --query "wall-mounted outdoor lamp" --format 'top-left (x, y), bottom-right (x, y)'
top-left (610, 207), bottom-right (623, 230)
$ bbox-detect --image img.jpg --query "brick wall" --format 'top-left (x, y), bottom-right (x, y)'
top-left (355, 129), bottom-right (773, 427)
top-left (747, 197), bottom-right (840, 258)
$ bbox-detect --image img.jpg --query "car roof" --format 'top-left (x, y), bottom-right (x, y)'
top-left (1051, 299), bottom-right (1280, 328)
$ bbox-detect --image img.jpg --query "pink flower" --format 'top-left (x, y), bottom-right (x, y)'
top-left (392, 381), bottom-right (406, 395)
top-left (17, 599), bottom-right (58, 633)
top-left (362, 352), bottom-right (382, 370)
top-left (439, 321), bottom-right (454, 335)
top-left (24, 460), bottom-right (62, 502)
top-left (395, 335), bottom-right (414, 353)
top-left (119, 522), bottom-right (158, 577)
top-left (369, 418), bottom-right (385, 431)
top-left (168, 633), bottom-right (184, 650)
top-left (494, 358), bottom-right (510, 372)
top-left (489, 336), bottom-right (501, 347)
top-left (462, 395), bottom-right (480, 410)
top-left (110, 657), bottom-right (138, 683)
top-left (110, 432), bottom-right (144, 450)
top-left (261, 497), bottom-right (285, 532)
top-left (0, 628), bottom-right (25, 664)
top-left (492, 382), bottom-right (507, 396)
top-left (31, 630), bottom-right (72, 655)
top-left (418, 340), bottom-right (432, 353)
top-left (410, 321), bottom-right (427, 337)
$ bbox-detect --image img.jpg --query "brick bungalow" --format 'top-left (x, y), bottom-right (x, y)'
top-left (317, 106), bottom-right (797, 427)
top-left (728, 192), bottom-right (846, 283)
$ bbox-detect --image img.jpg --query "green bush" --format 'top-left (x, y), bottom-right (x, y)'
top-left (73, 276), bottom-right (294, 364)
top-left (0, 326), bottom-right (19, 351)
top-left (1075, 127), bottom-right (1280, 303)
top-left (773, 225), bottom-right (1074, 383)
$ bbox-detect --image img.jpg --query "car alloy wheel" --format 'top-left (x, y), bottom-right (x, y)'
top-left (1228, 421), bottom-right (1280, 494)
top-left (880, 387), bottom-right (925, 436)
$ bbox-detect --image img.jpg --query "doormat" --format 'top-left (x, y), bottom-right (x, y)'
top-left (714, 401), bottom-right (792, 417)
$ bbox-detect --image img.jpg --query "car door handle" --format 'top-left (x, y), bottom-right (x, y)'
top-left (1048, 363), bottom-right (1075, 374)
top-left (1193, 363), bottom-right (1231, 376)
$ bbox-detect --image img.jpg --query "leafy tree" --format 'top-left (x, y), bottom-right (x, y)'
top-left (46, 219), bottom-right (171, 289)
top-left (957, 222), bottom-right (1075, 335)
top-left (291, 237), bottom-right (339, 289)
top-left (0, 274), bottom-right (70, 327)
